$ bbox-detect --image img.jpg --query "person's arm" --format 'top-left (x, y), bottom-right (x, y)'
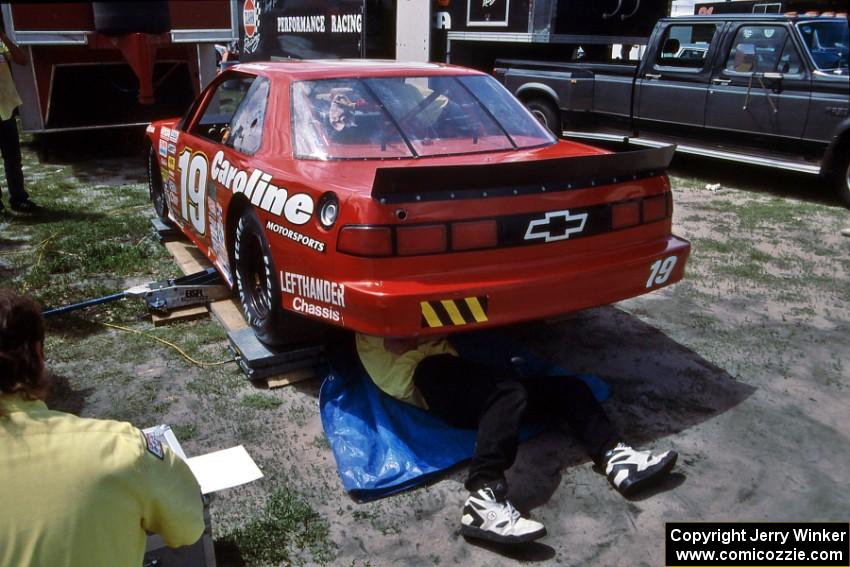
top-left (136, 434), bottom-right (205, 548)
top-left (0, 30), bottom-right (27, 66)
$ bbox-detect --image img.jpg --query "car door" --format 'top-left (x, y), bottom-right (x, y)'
top-left (635, 21), bottom-right (722, 136)
top-left (704, 22), bottom-right (810, 143)
top-left (172, 73), bottom-right (268, 273)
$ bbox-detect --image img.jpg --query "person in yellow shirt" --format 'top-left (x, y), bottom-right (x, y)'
top-left (0, 289), bottom-right (203, 566)
top-left (357, 333), bottom-right (678, 545)
top-left (0, 24), bottom-right (38, 213)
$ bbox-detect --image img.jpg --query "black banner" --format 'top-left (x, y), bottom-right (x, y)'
top-left (238, 0), bottom-right (365, 62)
top-left (666, 522), bottom-right (850, 567)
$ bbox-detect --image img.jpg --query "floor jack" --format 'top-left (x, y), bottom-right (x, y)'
top-left (42, 267), bottom-right (231, 318)
top-left (43, 265), bottom-right (325, 382)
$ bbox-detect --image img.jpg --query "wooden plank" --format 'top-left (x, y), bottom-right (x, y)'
top-left (151, 305), bottom-right (209, 326)
top-left (266, 367), bottom-right (317, 389)
top-left (161, 239), bottom-right (314, 388)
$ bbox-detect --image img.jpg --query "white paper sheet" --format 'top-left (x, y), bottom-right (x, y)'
top-left (186, 445), bottom-right (264, 494)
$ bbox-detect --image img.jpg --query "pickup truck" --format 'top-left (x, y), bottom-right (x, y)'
top-left (494, 14), bottom-right (850, 205)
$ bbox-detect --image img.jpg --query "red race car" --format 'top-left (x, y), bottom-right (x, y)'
top-left (146, 60), bottom-right (690, 345)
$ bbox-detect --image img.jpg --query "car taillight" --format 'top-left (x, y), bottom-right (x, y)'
top-left (451, 220), bottom-right (498, 251)
top-left (611, 201), bottom-right (641, 229)
top-left (338, 226), bottom-right (393, 257)
top-left (396, 224), bottom-right (447, 256)
top-left (642, 194), bottom-right (667, 223)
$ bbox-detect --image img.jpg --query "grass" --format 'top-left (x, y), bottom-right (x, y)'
top-left (241, 393), bottom-right (283, 410)
top-left (218, 486), bottom-right (335, 566)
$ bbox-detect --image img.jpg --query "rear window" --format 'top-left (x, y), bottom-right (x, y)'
top-left (291, 74), bottom-right (555, 160)
top-left (656, 24), bottom-right (717, 69)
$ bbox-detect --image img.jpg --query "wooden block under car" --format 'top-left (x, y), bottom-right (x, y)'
top-left (151, 304), bottom-right (209, 326)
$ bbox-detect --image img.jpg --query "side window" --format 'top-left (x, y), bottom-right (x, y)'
top-left (226, 77), bottom-right (270, 155)
top-left (656, 24), bottom-right (716, 69)
top-left (777, 36), bottom-right (803, 74)
top-left (725, 26), bottom-right (792, 74)
top-left (191, 75), bottom-right (256, 144)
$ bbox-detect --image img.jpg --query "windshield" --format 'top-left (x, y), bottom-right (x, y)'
top-left (796, 20), bottom-right (849, 72)
top-left (291, 74), bottom-right (555, 159)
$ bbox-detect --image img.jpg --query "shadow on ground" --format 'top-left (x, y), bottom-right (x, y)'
top-left (492, 306), bottom-right (756, 513)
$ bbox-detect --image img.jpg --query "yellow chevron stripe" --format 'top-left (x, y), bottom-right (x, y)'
top-left (465, 297), bottom-right (489, 323)
top-left (420, 301), bottom-right (444, 328)
top-left (440, 300), bottom-right (467, 326)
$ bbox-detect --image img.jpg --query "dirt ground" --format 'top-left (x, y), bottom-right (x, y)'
top-left (1, 137), bottom-right (848, 566)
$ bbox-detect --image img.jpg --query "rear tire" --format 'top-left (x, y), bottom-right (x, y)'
top-left (525, 98), bottom-right (561, 137)
top-left (234, 208), bottom-right (313, 346)
top-left (833, 150), bottom-right (850, 208)
top-left (148, 148), bottom-right (169, 221)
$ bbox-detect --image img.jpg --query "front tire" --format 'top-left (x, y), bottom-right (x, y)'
top-left (833, 150), bottom-right (850, 208)
top-left (234, 208), bottom-right (311, 346)
top-left (525, 98), bottom-right (561, 137)
top-left (148, 148), bottom-right (169, 221)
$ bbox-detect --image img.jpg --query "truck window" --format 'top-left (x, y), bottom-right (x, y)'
top-left (656, 24), bottom-right (716, 69)
top-left (725, 26), bottom-right (800, 74)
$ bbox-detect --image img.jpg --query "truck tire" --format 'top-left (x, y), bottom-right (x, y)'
top-left (234, 209), bottom-right (314, 346)
top-left (525, 98), bottom-right (561, 136)
top-left (833, 150), bottom-right (850, 208)
top-left (93, 2), bottom-right (170, 35)
top-left (148, 148), bottom-right (169, 221)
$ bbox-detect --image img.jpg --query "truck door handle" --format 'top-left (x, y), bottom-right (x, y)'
top-left (712, 78), bottom-right (731, 85)
top-left (645, 73), bottom-right (662, 79)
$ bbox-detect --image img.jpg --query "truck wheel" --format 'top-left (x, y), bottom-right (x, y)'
top-left (234, 209), bottom-right (311, 346)
top-left (148, 148), bottom-right (169, 221)
top-left (833, 150), bottom-right (850, 208)
top-left (526, 98), bottom-right (561, 136)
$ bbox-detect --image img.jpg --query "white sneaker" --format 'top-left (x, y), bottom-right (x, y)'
top-left (603, 443), bottom-right (677, 497)
top-left (460, 487), bottom-right (547, 544)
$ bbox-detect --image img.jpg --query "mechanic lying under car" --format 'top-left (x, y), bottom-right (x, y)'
top-left (0, 289), bottom-right (204, 566)
top-left (357, 332), bottom-right (678, 545)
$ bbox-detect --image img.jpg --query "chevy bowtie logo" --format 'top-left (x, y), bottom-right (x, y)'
top-left (524, 209), bottom-right (588, 243)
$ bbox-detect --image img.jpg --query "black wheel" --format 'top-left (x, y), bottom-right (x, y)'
top-left (148, 148), bottom-right (169, 221)
top-left (525, 98), bottom-right (561, 136)
top-left (234, 208), bottom-right (313, 346)
top-left (833, 149), bottom-right (850, 208)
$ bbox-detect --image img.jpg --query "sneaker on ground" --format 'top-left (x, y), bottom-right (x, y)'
top-left (11, 199), bottom-right (41, 213)
top-left (603, 443), bottom-right (677, 497)
top-left (460, 487), bottom-right (546, 544)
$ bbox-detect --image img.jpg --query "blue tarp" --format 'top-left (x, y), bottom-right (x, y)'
top-left (319, 330), bottom-right (609, 501)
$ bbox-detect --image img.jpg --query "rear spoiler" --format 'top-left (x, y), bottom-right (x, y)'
top-left (372, 145), bottom-right (675, 204)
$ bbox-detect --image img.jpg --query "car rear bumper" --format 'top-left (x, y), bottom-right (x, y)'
top-left (281, 233), bottom-right (690, 337)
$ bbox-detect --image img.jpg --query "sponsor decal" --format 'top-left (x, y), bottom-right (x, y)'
top-left (160, 167), bottom-right (169, 180)
top-left (168, 143), bottom-right (176, 155)
top-left (209, 150), bottom-right (314, 225)
top-left (421, 296), bottom-right (488, 328)
top-left (292, 297), bottom-right (340, 322)
top-left (169, 129), bottom-right (179, 143)
top-left (159, 139), bottom-right (168, 157)
top-left (143, 432), bottom-right (164, 460)
top-left (281, 271), bottom-right (345, 308)
top-left (167, 156), bottom-right (176, 170)
top-left (210, 200), bottom-right (230, 277)
top-left (265, 220), bottom-right (325, 252)
top-left (523, 209), bottom-right (588, 243)
top-left (243, 0), bottom-right (261, 54)
top-left (160, 126), bottom-right (171, 140)
top-left (331, 14), bottom-right (362, 33)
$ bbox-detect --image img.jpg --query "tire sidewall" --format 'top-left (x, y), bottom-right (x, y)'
top-left (836, 151), bottom-right (850, 208)
top-left (234, 208), bottom-right (284, 345)
top-left (526, 99), bottom-right (560, 136)
top-left (148, 148), bottom-right (169, 221)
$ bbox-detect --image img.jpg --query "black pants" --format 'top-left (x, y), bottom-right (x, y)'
top-left (0, 115), bottom-right (28, 205)
top-left (413, 355), bottom-right (618, 495)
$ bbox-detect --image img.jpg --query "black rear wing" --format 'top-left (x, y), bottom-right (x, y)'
top-left (372, 145), bottom-right (675, 204)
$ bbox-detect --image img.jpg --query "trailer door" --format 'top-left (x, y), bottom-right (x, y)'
top-left (635, 22), bottom-right (721, 134)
